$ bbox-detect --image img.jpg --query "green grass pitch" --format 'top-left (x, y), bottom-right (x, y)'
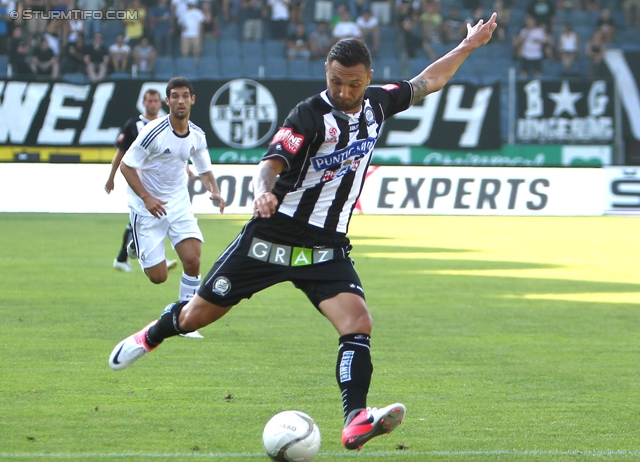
top-left (0, 213), bottom-right (639, 461)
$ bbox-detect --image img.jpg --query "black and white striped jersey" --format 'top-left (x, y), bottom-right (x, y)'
top-left (263, 81), bottom-right (413, 235)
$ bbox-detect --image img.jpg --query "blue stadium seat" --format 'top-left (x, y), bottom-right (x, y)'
top-left (265, 40), bottom-right (286, 59)
top-left (241, 40), bottom-right (264, 59)
top-left (220, 23), bottom-right (239, 40)
top-left (265, 56), bottom-right (287, 79)
top-left (375, 57), bottom-right (402, 81)
top-left (174, 57), bottom-right (198, 79)
top-left (153, 56), bottom-right (175, 79)
top-left (219, 55), bottom-right (243, 78)
top-left (220, 39), bottom-right (241, 60)
top-left (202, 39), bottom-right (218, 57)
top-left (288, 58), bottom-right (311, 79)
top-left (62, 73), bottom-right (90, 84)
top-left (0, 55), bottom-right (7, 78)
top-left (198, 57), bottom-right (221, 79)
top-left (243, 55), bottom-right (265, 78)
top-left (311, 58), bottom-right (326, 79)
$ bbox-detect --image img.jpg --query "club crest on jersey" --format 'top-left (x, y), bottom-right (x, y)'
top-left (326, 126), bottom-right (338, 143)
top-left (364, 107), bottom-right (375, 125)
top-left (212, 276), bottom-right (231, 296)
top-left (271, 127), bottom-right (304, 154)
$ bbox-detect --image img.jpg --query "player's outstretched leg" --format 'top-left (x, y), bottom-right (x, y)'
top-left (341, 403), bottom-right (406, 450)
top-left (109, 321), bottom-right (158, 370)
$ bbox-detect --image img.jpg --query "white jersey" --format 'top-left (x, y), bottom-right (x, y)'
top-left (122, 115), bottom-right (211, 217)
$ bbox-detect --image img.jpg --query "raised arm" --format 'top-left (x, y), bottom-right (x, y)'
top-left (409, 12), bottom-right (498, 105)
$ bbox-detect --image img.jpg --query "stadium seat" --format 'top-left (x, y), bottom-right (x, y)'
top-left (202, 39), bottom-right (218, 57)
top-left (288, 58), bottom-right (311, 79)
top-left (62, 73), bottom-right (90, 84)
top-left (174, 56), bottom-right (198, 79)
top-left (241, 40), bottom-right (264, 59)
top-left (0, 55), bottom-right (7, 78)
top-left (311, 58), bottom-right (326, 79)
top-left (243, 55), bottom-right (265, 79)
top-left (219, 39), bottom-right (240, 60)
top-left (198, 57), bottom-right (221, 79)
top-left (219, 55), bottom-right (243, 78)
top-left (265, 56), bottom-right (287, 79)
top-left (265, 40), bottom-right (286, 59)
top-left (220, 23), bottom-right (239, 40)
top-left (153, 56), bottom-right (175, 79)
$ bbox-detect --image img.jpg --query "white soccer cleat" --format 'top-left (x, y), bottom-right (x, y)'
top-left (126, 240), bottom-right (137, 260)
top-left (342, 403), bottom-right (406, 450)
top-left (109, 322), bottom-right (158, 371)
top-left (113, 259), bottom-right (132, 273)
top-left (180, 330), bottom-right (204, 339)
top-left (166, 259), bottom-right (178, 270)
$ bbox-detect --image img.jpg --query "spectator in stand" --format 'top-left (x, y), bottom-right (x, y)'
top-left (133, 36), bottom-right (157, 73)
top-left (557, 22), bottom-right (579, 75)
top-left (356, 9), bottom-right (380, 58)
top-left (62, 31), bottom-right (87, 73)
top-left (109, 33), bottom-right (131, 72)
top-left (348, 0), bottom-right (369, 20)
top-left (239, 0), bottom-right (266, 41)
top-left (0, 0), bottom-right (11, 56)
top-left (527, 0), bottom-right (554, 30)
top-left (623, 0), bottom-right (640, 29)
top-left (491, 0), bottom-right (509, 42)
top-left (512, 14), bottom-right (547, 78)
top-left (31, 37), bottom-right (59, 78)
top-left (441, 5), bottom-right (465, 44)
top-left (332, 6), bottom-right (362, 44)
top-left (397, 0), bottom-right (418, 58)
top-left (267, 0), bottom-right (290, 41)
top-left (286, 22), bottom-right (311, 59)
top-left (179, 0), bottom-right (204, 60)
top-left (123, 0), bottom-right (146, 48)
top-left (201, 1), bottom-right (220, 39)
top-left (9, 27), bottom-right (34, 77)
top-left (222, 0), bottom-right (242, 24)
top-left (65, 15), bottom-right (86, 49)
top-left (84, 32), bottom-right (109, 82)
top-left (596, 8), bottom-right (615, 44)
top-left (582, 0), bottom-right (600, 12)
top-left (309, 19), bottom-right (332, 58)
top-left (289, 0), bottom-right (305, 24)
top-left (49, 0), bottom-right (70, 14)
top-left (76, 0), bottom-right (106, 39)
top-left (149, 0), bottom-right (173, 56)
top-left (43, 19), bottom-right (63, 57)
top-left (419, 1), bottom-right (441, 60)
top-left (586, 28), bottom-right (606, 79)
top-left (23, 0), bottom-right (48, 42)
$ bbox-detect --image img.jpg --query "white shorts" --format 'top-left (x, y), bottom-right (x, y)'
top-left (129, 209), bottom-right (204, 269)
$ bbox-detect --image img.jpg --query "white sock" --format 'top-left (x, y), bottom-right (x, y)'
top-left (180, 272), bottom-right (200, 301)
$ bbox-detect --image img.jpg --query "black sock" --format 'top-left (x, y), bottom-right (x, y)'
top-left (116, 225), bottom-right (132, 262)
top-left (146, 301), bottom-right (189, 347)
top-left (336, 333), bottom-right (373, 422)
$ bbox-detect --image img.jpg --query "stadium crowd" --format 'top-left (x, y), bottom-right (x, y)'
top-left (0, 0), bottom-right (639, 82)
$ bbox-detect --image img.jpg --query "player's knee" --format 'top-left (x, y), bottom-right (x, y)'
top-left (181, 254), bottom-right (200, 274)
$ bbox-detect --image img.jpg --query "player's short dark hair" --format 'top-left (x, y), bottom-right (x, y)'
top-left (166, 77), bottom-right (195, 97)
top-left (327, 38), bottom-right (371, 71)
top-left (143, 88), bottom-right (161, 101)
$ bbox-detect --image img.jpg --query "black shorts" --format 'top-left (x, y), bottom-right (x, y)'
top-left (198, 214), bottom-right (365, 309)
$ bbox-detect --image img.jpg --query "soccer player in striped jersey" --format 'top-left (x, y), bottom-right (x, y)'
top-left (119, 77), bottom-right (225, 320)
top-left (110, 14), bottom-right (498, 450)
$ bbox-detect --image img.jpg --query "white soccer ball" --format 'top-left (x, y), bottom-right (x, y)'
top-left (262, 410), bottom-right (321, 462)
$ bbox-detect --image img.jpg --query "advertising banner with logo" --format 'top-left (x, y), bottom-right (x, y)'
top-left (604, 166), bottom-right (640, 215)
top-left (605, 50), bottom-right (640, 163)
top-left (0, 78), bottom-right (501, 151)
top-left (0, 164), bottom-right (605, 216)
top-left (516, 79), bottom-right (615, 144)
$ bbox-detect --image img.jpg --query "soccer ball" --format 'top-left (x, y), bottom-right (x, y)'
top-left (262, 410), bottom-right (321, 462)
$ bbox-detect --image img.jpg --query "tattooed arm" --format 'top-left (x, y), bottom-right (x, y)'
top-left (410, 12), bottom-right (498, 105)
top-left (252, 158), bottom-right (286, 218)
